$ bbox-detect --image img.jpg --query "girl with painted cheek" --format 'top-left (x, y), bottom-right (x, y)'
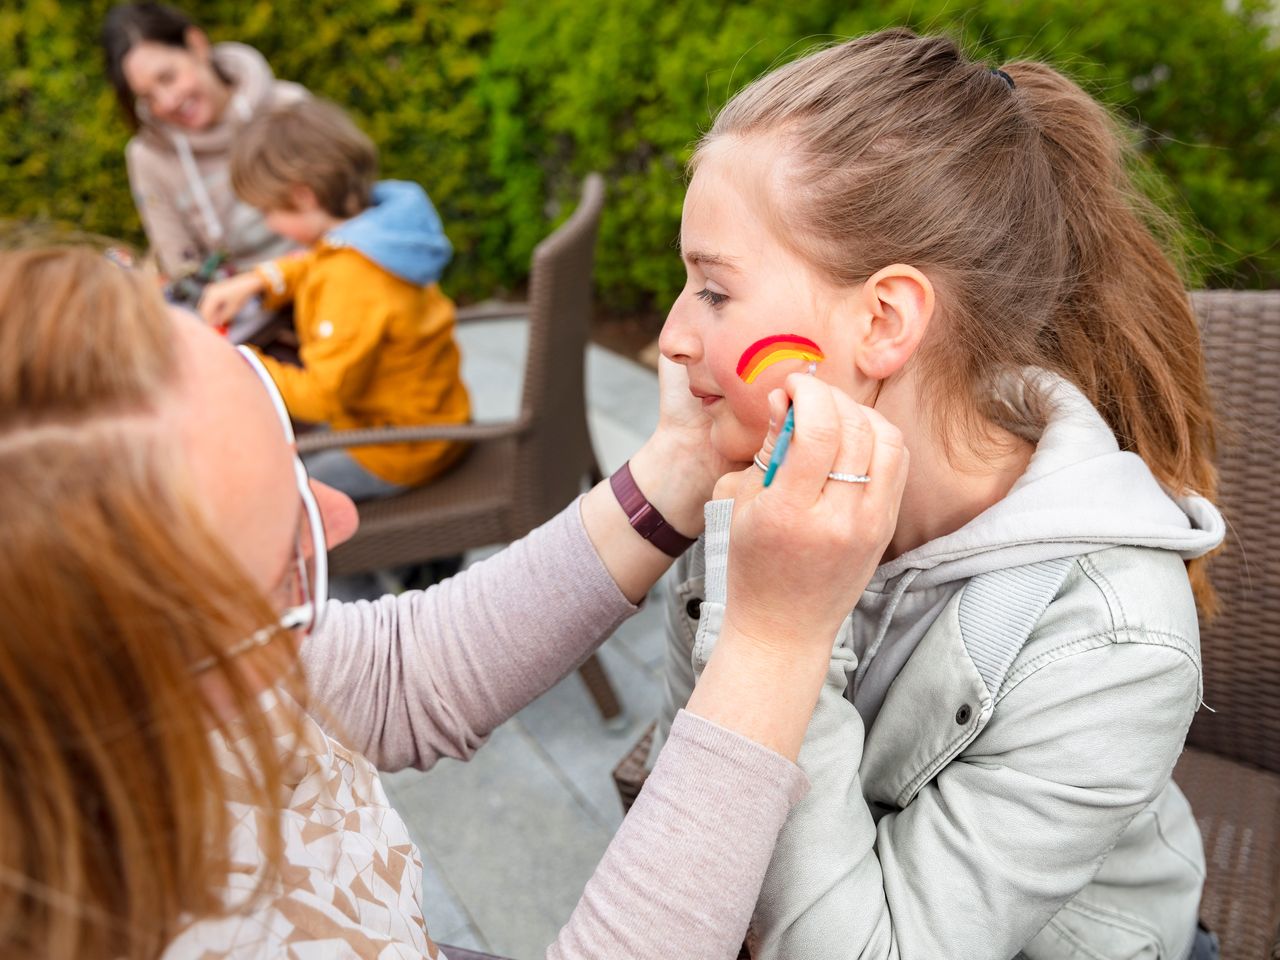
top-left (653, 27), bottom-right (1224, 960)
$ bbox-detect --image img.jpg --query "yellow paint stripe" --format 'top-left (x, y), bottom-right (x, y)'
top-left (742, 348), bottom-right (823, 384)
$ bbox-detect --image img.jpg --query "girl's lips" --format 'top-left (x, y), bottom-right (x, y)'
top-left (689, 387), bottom-right (722, 407)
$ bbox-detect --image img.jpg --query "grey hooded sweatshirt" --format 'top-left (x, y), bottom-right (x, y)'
top-left (848, 370), bottom-right (1222, 732)
top-left (656, 370), bottom-right (1224, 960)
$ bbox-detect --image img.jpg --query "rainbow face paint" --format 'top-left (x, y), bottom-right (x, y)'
top-left (736, 334), bottom-right (825, 384)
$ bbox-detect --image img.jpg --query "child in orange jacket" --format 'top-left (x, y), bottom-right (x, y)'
top-left (200, 98), bottom-right (469, 500)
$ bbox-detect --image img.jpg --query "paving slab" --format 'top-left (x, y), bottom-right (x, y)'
top-left (456, 319), bottom-right (524, 421)
top-left (515, 638), bottom-right (664, 832)
top-left (411, 844), bottom-right (489, 952)
top-left (363, 317), bottom-right (666, 958)
top-left (385, 722), bottom-right (615, 959)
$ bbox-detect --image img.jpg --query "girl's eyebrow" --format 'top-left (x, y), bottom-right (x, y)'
top-left (680, 247), bottom-right (743, 272)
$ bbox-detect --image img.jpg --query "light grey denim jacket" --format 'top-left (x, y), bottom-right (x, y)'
top-left (654, 374), bottom-right (1224, 960)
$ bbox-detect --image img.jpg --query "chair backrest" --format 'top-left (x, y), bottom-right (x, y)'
top-left (1186, 290), bottom-right (1280, 773)
top-left (510, 173), bottom-right (607, 532)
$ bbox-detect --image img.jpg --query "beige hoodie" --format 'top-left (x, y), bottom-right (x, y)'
top-left (125, 42), bottom-right (307, 277)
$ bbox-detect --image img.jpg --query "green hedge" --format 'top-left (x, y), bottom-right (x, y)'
top-left (3, 1), bottom-right (1277, 306)
top-left (0, 0), bottom-right (508, 296)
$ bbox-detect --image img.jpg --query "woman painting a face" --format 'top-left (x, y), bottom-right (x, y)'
top-left (7, 21), bottom-right (1225, 960)
top-left (0, 243), bottom-right (903, 958)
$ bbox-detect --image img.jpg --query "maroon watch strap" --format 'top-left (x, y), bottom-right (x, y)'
top-left (609, 461), bottom-right (697, 558)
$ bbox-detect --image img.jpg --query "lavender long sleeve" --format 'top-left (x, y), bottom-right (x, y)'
top-left (304, 500), bottom-right (637, 769)
top-left (301, 500), bottom-right (808, 959)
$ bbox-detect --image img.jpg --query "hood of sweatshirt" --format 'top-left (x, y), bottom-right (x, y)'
top-left (136, 42), bottom-right (280, 156)
top-left (869, 369), bottom-right (1223, 593)
top-left (845, 369), bottom-right (1225, 725)
top-left (325, 181), bottom-right (453, 287)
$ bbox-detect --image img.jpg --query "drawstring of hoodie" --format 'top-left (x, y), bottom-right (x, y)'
top-left (170, 94), bottom-right (251, 248)
top-left (852, 567), bottom-right (921, 698)
top-left (173, 134), bottom-right (223, 244)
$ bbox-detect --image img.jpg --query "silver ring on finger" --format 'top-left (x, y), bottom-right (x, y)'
top-left (753, 453), bottom-right (769, 472)
top-left (827, 471), bottom-right (871, 484)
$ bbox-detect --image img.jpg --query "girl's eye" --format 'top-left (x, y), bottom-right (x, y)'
top-left (695, 288), bottom-right (728, 307)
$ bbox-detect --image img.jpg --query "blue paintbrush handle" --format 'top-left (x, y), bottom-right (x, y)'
top-left (762, 406), bottom-right (795, 488)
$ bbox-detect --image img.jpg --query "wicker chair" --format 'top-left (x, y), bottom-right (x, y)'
top-left (298, 173), bottom-right (621, 722)
top-left (1172, 290), bottom-right (1280, 960)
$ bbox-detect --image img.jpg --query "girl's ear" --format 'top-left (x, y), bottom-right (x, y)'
top-left (852, 264), bottom-right (934, 380)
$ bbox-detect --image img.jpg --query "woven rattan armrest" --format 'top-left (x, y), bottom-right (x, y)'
top-left (296, 417), bottom-right (529, 454)
top-left (455, 301), bottom-right (530, 324)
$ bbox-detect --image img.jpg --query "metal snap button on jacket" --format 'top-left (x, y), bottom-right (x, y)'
top-left (685, 597), bottom-right (702, 620)
top-left (955, 704), bottom-right (972, 725)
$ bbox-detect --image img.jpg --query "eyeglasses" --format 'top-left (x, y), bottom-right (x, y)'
top-left (190, 346), bottom-right (328, 674)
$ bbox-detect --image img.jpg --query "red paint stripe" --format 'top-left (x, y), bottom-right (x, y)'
top-left (736, 334), bottom-right (823, 377)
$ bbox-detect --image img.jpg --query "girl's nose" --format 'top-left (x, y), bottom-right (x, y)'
top-left (659, 298), bottom-right (702, 366)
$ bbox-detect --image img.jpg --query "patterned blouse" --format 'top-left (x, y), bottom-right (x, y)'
top-left (162, 691), bottom-right (441, 959)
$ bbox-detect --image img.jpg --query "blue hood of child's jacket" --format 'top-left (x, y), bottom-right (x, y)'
top-left (326, 180), bottom-right (452, 287)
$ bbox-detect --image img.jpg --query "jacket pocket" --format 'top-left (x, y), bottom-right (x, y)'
top-left (1032, 900), bottom-right (1165, 960)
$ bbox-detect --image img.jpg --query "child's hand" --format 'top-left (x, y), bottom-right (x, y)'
top-left (198, 272), bottom-right (264, 329)
top-left (724, 374), bottom-right (908, 658)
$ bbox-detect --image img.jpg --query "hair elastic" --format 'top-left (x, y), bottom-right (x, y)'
top-left (992, 68), bottom-right (1015, 89)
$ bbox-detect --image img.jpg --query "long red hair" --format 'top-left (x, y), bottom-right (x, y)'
top-left (0, 247), bottom-right (300, 959)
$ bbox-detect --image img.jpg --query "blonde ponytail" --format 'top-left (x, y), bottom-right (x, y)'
top-left (1008, 60), bottom-right (1219, 611)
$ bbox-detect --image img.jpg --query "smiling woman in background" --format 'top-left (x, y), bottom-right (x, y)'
top-left (102, 2), bottom-right (309, 280)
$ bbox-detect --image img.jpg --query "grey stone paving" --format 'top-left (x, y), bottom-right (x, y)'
top-left (363, 317), bottom-right (667, 958)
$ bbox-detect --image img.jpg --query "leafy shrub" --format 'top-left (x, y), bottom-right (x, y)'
top-left (0, 0), bottom-right (507, 298)
top-left (482, 0), bottom-right (1280, 307)
top-left (3, 0), bottom-right (1276, 308)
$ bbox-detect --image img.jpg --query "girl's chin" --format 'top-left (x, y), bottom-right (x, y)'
top-left (710, 426), bottom-right (765, 466)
